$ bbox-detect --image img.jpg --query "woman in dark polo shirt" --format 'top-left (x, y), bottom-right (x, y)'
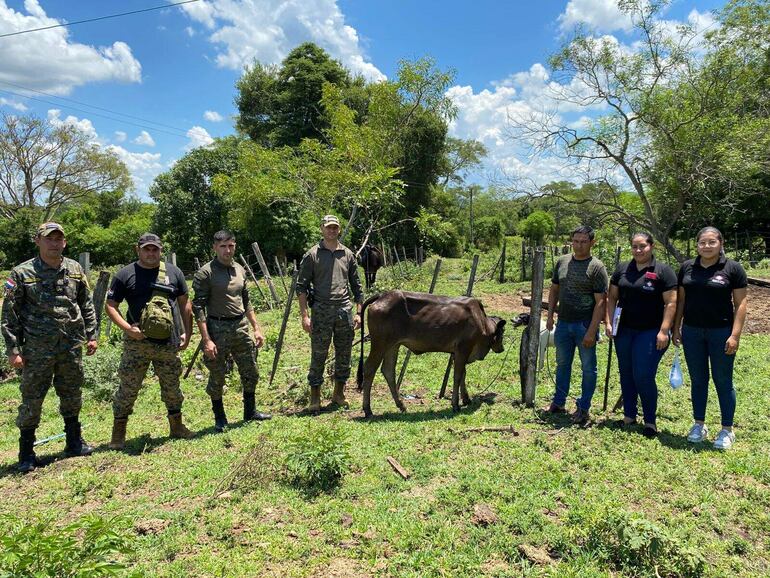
top-left (673, 226), bottom-right (748, 450)
top-left (606, 232), bottom-right (677, 438)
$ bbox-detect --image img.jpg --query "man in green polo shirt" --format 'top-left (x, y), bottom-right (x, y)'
top-left (297, 215), bottom-right (364, 413)
top-left (193, 230), bottom-right (271, 432)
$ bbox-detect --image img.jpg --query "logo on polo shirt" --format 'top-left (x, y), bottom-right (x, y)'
top-left (710, 274), bottom-right (728, 286)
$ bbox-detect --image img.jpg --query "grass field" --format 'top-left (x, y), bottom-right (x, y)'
top-left (0, 255), bottom-right (768, 577)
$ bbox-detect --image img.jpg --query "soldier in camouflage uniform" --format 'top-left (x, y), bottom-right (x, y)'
top-left (1, 222), bottom-right (98, 473)
top-left (297, 215), bottom-right (363, 413)
top-left (105, 233), bottom-right (194, 449)
top-left (192, 230), bottom-right (271, 432)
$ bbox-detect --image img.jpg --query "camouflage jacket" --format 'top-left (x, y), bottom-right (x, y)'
top-left (1, 256), bottom-right (97, 355)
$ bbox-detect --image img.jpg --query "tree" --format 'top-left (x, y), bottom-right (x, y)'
top-left (508, 0), bottom-right (770, 262)
top-left (235, 43), bottom-right (356, 147)
top-left (518, 210), bottom-right (556, 244)
top-left (437, 137), bottom-right (488, 187)
top-left (150, 136), bottom-right (242, 268)
top-left (0, 114), bottom-right (131, 220)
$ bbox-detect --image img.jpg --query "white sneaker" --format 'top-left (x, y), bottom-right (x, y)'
top-left (713, 429), bottom-right (735, 450)
top-left (687, 423), bottom-right (708, 443)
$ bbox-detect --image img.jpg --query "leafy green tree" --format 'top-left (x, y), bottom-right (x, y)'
top-left (0, 114), bottom-right (131, 221)
top-left (511, 0), bottom-right (770, 262)
top-left (473, 216), bottom-right (504, 250)
top-left (150, 136), bottom-right (241, 268)
top-left (235, 43), bottom-right (356, 147)
top-left (0, 207), bottom-right (44, 267)
top-left (414, 209), bottom-right (463, 257)
top-left (518, 210), bottom-right (556, 244)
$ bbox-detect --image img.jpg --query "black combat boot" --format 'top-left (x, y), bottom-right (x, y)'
top-left (18, 428), bottom-right (39, 473)
top-left (63, 417), bottom-right (94, 457)
top-left (243, 393), bottom-right (272, 421)
top-left (211, 398), bottom-right (228, 432)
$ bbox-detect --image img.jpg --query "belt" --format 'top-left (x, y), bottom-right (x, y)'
top-left (207, 314), bottom-right (245, 321)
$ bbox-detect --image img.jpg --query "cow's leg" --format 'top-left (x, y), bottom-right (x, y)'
top-left (381, 345), bottom-right (406, 413)
top-left (361, 344), bottom-right (386, 418)
top-left (452, 353), bottom-right (469, 412)
top-left (460, 370), bottom-right (472, 406)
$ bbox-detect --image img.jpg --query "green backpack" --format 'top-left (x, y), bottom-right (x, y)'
top-left (140, 261), bottom-right (174, 340)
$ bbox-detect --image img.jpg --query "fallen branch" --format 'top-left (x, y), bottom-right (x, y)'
top-left (386, 456), bottom-right (410, 480)
top-left (448, 425), bottom-right (519, 436)
top-left (522, 297), bottom-right (550, 311)
top-left (747, 276), bottom-right (770, 289)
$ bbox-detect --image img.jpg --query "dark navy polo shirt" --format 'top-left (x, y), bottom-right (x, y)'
top-left (677, 256), bottom-right (747, 328)
top-left (611, 257), bottom-right (677, 330)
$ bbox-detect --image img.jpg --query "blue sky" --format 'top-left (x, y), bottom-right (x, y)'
top-left (0, 0), bottom-right (725, 198)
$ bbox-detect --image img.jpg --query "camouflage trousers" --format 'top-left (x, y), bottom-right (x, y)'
top-left (203, 317), bottom-right (259, 400)
top-left (308, 301), bottom-right (355, 388)
top-left (113, 338), bottom-right (184, 418)
top-left (17, 343), bottom-right (83, 429)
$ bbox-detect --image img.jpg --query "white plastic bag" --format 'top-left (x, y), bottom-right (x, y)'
top-left (669, 347), bottom-right (684, 389)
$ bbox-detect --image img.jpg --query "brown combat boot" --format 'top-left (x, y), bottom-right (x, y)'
top-left (109, 417), bottom-right (128, 450)
top-left (168, 412), bottom-right (194, 439)
top-left (308, 386), bottom-right (321, 414)
top-left (331, 381), bottom-right (349, 409)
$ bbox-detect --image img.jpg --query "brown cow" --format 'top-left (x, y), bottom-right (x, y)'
top-left (356, 291), bottom-right (506, 416)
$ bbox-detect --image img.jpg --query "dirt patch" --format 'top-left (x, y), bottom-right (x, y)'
top-left (134, 518), bottom-right (170, 535)
top-left (316, 558), bottom-right (371, 577)
top-left (745, 285), bottom-right (770, 334)
top-left (471, 503), bottom-right (498, 527)
top-left (517, 544), bottom-right (557, 566)
top-left (480, 292), bottom-right (530, 317)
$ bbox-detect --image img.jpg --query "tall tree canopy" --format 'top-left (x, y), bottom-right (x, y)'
top-left (0, 114), bottom-right (131, 221)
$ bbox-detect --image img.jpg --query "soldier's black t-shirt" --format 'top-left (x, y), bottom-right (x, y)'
top-left (677, 256), bottom-right (747, 328)
top-left (107, 263), bottom-right (188, 342)
top-left (610, 257), bottom-right (677, 331)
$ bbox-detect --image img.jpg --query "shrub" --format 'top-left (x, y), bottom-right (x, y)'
top-left (0, 514), bottom-right (135, 577)
top-left (285, 419), bottom-right (351, 494)
top-left (82, 344), bottom-right (122, 403)
top-left (572, 508), bottom-right (705, 577)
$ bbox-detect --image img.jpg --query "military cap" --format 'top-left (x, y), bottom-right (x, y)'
top-left (36, 222), bottom-right (65, 237)
top-left (138, 233), bottom-right (163, 248)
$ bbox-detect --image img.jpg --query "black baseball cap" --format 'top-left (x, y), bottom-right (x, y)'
top-left (137, 233), bottom-right (163, 248)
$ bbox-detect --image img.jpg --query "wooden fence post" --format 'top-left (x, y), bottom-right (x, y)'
top-left (239, 254), bottom-right (271, 310)
top-left (78, 252), bottom-right (90, 277)
top-left (269, 272), bottom-right (297, 387)
top-left (274, 255), bottom-right (289, 296)
top-left (499, 239), bottom-right (507, 283)
top-left (397, 259), bottom-right (442, 388)
top-left (523, 248), bottom-right (545, 406)
top-left (251, 242), bottom-right (280, 305)
top-left (91, 271), bottom-right (111, 338)
top-left (439, 254), bottom-right (479, 400)
top-left (521, 241), bottom-right (527, 281)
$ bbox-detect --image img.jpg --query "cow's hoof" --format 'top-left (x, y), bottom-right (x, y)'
top-left (363, 410), bottom-right (373, 419)
top-left (397, 404), bottom-right (407, 413)
top-left (452, 405), bottom-right (461, 413)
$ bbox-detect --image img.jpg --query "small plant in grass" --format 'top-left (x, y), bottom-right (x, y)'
top-left (0, 514), bottom-right (135, 577)
top-left (572, 508), bottom-right (705, 577)
top-left (82, 344), bottom-right (122, 402)
top-left (285, 419), bottom-right (351, 494)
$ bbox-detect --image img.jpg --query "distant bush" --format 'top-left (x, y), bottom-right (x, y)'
top-left (0, 514), bottom-right (135, 577)
top-left (285, 420), bottom-right (351, 494)
top-left (82, 344), bottom-right (122, 403)
top-left (571, 508), bottom-right (705, 577)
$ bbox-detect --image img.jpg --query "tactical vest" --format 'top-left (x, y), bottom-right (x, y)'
top-left (139, 261), bottom-right (174, 340)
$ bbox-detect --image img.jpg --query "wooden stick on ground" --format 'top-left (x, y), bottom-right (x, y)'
top-left (386, 456), bottom-right (410, 480)
top-left (449, 425), bottom-right (520, 435)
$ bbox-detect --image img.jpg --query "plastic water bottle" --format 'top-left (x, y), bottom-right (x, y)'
top-left (669, 347), bottom-right (684, 389)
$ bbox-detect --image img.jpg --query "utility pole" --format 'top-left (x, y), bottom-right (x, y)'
top-left (469, 186), bottom-right (474, 248)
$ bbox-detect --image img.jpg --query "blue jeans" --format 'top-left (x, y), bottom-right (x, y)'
top-left (613, 327), bottom-right (666, 425)
top-left (552, 320), bottom-right (598, 411)
top-left (681, 324), bottom-right (737, 427)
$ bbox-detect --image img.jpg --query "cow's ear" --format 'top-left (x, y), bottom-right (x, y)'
top-left (495, 318), bottom-right (506, 334)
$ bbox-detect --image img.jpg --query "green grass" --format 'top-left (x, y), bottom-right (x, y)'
top-left (0, 256), bottom-right (768, 577)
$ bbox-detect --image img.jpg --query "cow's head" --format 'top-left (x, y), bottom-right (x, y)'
top-left (489, 316), bottom-right (507, 353)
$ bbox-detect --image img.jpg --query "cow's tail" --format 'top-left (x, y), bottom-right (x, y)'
top-left (356, 293), bottom-right (382, 389)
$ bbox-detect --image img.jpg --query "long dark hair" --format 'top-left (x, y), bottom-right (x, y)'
top-left (630, 231), bottom-right (654, 245)
top-left (696, 226), bottom-right (723, 243)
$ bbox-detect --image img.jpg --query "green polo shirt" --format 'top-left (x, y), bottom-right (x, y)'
top-left (192, 258), bottom-right (252, 320)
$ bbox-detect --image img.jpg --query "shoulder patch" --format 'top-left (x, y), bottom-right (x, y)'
top-left (4, 277), bottom-right (16, 297)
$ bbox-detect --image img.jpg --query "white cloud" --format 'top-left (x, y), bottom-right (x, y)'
top-left (43, 110), bottom-right (163, 195)
top-left (47, 109), bottom-right (99, 141)
top-left (558, 0), bottom-right (633, 32)
top-left (132, 130), bottom-right (156, 147)
top-left (179, 0), bottom-right (385, 81)
top-left (107, 145), bottom-right (163, 193)
top-left (185, 26), bottom-right (195, 37)
top-left (186, 125), bottom-right (214, 149)
top-left (0, 96), bottom-right (27, 111)
top-left (203, 110), bottom-right (224, 122)
top-left (0, 0), bottom-right (142, 95)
